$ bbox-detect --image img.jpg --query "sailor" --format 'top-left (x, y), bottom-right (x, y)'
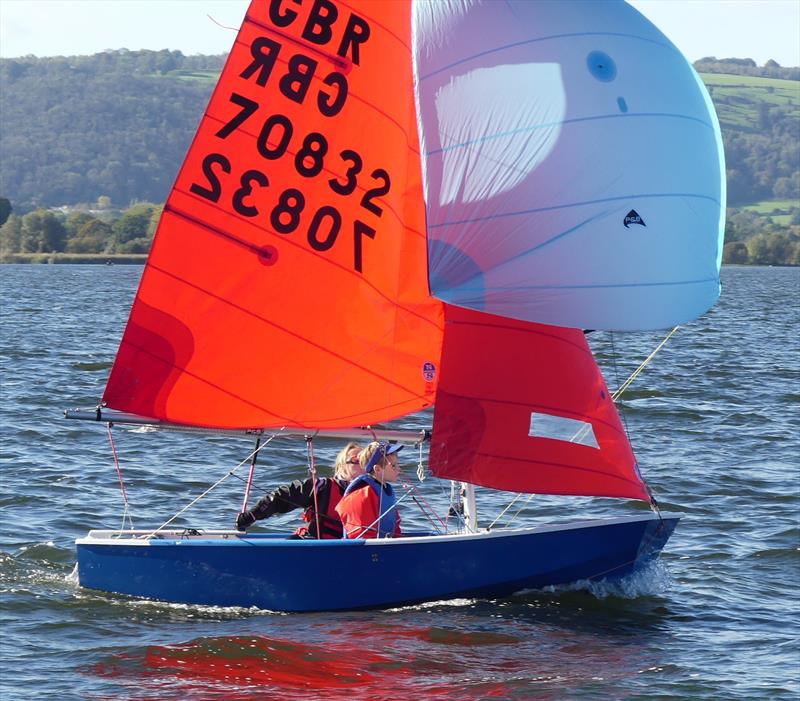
top-left (235, 442), bottom-right (363, 538)
top-left (335, 441), bottom-right (403, 539)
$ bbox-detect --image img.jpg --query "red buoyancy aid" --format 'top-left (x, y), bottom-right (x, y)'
top-left (336, 477), bottom-right (402, 539)
top-left (295, 478), bottom-right (348, 539)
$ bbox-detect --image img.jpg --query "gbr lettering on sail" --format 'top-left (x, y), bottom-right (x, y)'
top-left (187, 0), bottom-right (393, 273)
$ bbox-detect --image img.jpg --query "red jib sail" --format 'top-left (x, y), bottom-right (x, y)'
top-left (103, 0), bottom-right (443, 429)
top-left (429, 305), bottom-right (648, 501)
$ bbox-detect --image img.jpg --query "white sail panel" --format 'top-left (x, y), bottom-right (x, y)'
top-left (435, 62), bottom-right (565, 204)
top-left (413, 0), bottom-right (725, 331)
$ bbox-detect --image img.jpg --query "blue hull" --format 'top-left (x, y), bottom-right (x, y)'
top-left (76, 514), bottom-right (678, 612)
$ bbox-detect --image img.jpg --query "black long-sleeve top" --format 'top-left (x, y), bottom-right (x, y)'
top-left (249, 477), bottom-right (348, 538)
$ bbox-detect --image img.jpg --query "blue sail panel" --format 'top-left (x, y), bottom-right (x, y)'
top-left (413, 0), bottom-right (725, 330)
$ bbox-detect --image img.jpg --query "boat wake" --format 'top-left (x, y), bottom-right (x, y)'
top-left (65, 563), bottom-right (79, 585)
top-left (542, 560), bottom-right (674, 599)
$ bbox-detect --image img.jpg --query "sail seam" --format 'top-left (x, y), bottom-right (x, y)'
top-left (444, 320), bottom-right (591, 354)
top-left (114, 334), bottom-right (430, 429)
top-left (428, 112), bottom-right (715, 156)
top-left (437, 452), bottom-right (644, 489)
top-left (436, 390), bottom-right (629, 438)
top-left (446, 277), bottom-right (720, 291)
top-left (427, 192), bottom-right (721, 228)
top-left (419, 31), bottom-right (674, 81)
top-left (142, 261), bottom-right (430, 407)
top-left (163, 203), bottom-right (440, 332)
top-left (114, 336), bottom-right (295, 424)
top-left (243, 15), bottom-right (351, 70)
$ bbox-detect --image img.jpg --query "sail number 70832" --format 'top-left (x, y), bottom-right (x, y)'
top-left (187, 93), bottom-right (392, 274)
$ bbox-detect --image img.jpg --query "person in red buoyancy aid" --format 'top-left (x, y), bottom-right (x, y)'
top-left (336, 441), bottom-right (403, 539)
top-left (235, 443), bottom-right (363, 539)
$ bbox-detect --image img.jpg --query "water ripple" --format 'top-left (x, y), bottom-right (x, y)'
top-left (0, 265), bottom-right (798, 700)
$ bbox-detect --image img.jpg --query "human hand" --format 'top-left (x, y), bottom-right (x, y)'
top-left (236, 511), bottom-right (256, 531)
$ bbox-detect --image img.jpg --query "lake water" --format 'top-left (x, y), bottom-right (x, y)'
top-left (1, 264), bottom-right (798, 700)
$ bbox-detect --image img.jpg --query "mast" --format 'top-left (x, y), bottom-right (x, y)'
top-left (461, 482), bottom-right (478, 533)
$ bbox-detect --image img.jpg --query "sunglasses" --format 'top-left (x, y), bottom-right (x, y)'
top-left (346, 458), bottom-right (360, 465)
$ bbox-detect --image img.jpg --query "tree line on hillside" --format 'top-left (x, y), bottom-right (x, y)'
top-left (0, 51), bottom-right (798, 265)
top-left (693, 57), bottom-right (800, 81)
top-left (0, 200), bottom-right (160, 256)
top-left (0, 50), bottom-right (798, 213)
top-left (1, 50), bottom-right (222, 209)
top-left (1, 198), bottom-right (797, 265)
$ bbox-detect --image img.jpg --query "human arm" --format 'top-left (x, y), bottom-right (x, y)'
top-left (235, 478), bottom-right (318, 530)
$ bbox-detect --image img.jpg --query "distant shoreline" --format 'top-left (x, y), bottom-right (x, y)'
top-left (0, 253), bottom-right (147, 264)
top-left (0, 254), bottom-right (795, 268)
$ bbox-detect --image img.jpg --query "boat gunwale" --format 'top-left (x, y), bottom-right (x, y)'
top-left (76, 512), bottom-right (681, 547)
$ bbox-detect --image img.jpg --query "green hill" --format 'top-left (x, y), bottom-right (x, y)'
top-left (699, 71), bottom-right (799, 206)
top-left (0, 51), bottom-right (798, 264)
top-left (1, 50), bottom-right (798, 211)
top-left (0, 51), bottom-right (224, 210)
top-left (702, 73), bottom-right (800, 126)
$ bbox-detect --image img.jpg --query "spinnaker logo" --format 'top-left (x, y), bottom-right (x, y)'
top-left (623, 209), bottom-right (646, 228)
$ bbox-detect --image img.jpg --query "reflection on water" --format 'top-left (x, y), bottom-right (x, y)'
top-left (85, 595), bottom-right (674, 700)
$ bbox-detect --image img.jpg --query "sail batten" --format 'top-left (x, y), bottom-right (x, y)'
top-left (160, 201), bottom-right (438, 330)
top-left (447, 451), bottom-right (647, 490)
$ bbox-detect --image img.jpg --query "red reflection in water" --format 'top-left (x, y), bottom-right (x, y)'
top-left (145, 635), bottom-right (385, 686)
top-left (91, 634), bottom-right (398, 695)
top-left (88, 618), bottom-right (649, 700)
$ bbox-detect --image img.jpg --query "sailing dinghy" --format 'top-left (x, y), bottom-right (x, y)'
top-left (66, 0), bottom-right (724, 612)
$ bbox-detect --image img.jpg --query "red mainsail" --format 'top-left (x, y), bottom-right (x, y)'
top-left (103, 0), bottom-right (443, 429)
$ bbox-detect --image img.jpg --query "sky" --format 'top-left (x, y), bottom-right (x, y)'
top-left (0, 0), bottom-right (799, 67)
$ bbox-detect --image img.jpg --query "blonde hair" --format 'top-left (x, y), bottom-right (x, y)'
top-left (333, 442), bottom-right (362, 479)
top-left (359, 441), bottom-right (389, 471)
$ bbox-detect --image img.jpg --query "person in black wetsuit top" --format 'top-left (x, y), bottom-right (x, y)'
top-left (234, 442), bottom-right (363, 538)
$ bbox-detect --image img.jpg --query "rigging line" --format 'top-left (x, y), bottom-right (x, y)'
top-left (612, 326), bottom-right (680, 401)
top-left (229, 467), bottom-right (349, 528)
top-left (144, 429), bottom-right (285, 538)
top-left (445, 480), bottom-right (469, 533)
top-left (241, 437), bottom-right (261, 513)
top-left (107, 424), bottom-right (134, 531)
top-left (609, 326), bottom-right (682, 455)
top-left (445, 481), bottom-right (455, 532)
top-left (205, 14), bottom-right (237, 32)
top-left (307, 437), bottom-right (322, 539)
top-left (351, 486), bottom-right (417, 539)
top-left (400, 481), bottom-right (447, 533)
top-left (409, 494), bottom-right (444, 534)
top-left (609, 331), bottom-right (630, 439)
top-left (445, 482), bottom-right (453, 531)
top-left (486, 492), bottom-right (523, 531)
top-left (504, 493), bottom-right (537, 528)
